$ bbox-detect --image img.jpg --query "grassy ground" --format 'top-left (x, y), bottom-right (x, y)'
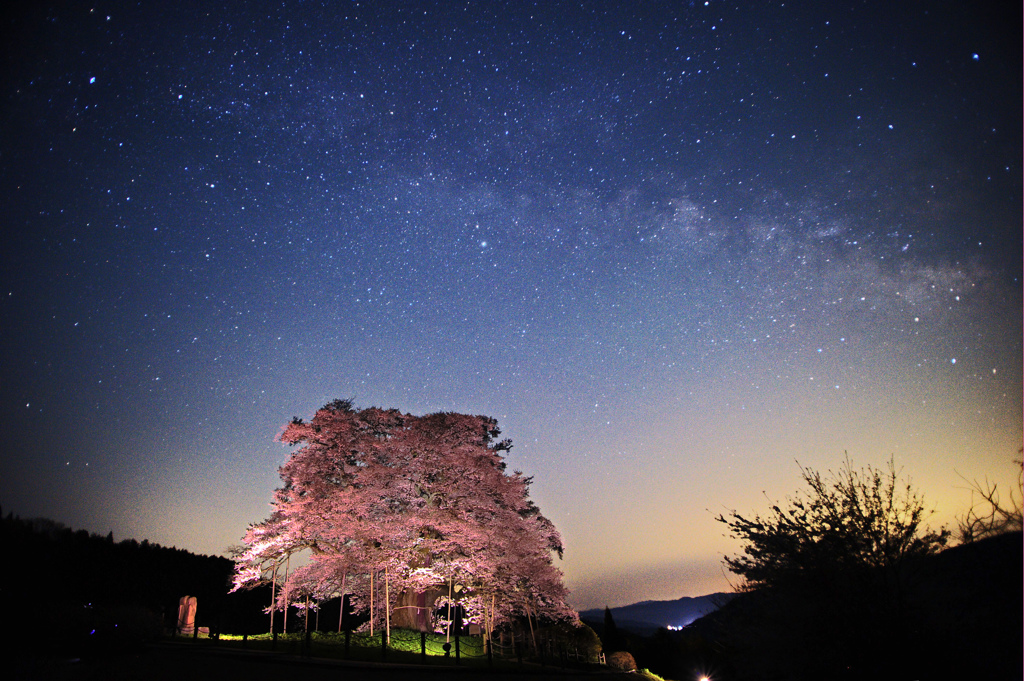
top-left (187, 629), bottom-right (603, 670)
top-left (15, 637), bottom-right (635, 681)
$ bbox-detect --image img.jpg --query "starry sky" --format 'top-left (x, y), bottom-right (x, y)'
top-left (2, 1), bottom-right (1021, 610)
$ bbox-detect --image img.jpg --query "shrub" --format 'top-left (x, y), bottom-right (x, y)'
top-left (607, 650), bottom-right (637, 671)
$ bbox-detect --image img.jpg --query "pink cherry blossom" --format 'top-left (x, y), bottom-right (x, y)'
top-left (232, 400), bottom-right (576, 636)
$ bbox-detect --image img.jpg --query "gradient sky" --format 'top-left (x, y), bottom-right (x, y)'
top-left (2, 1), bottom-right (1020, 610)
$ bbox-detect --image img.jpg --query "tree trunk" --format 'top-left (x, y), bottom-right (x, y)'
top-left (391, 586), bottom-right (444, 631)
top-left (446, 577), bottom-right (453, 643)
top-left (269, 560), bottom-right (278, 635)
top-left (385, 565), bottom-right (391, 644)
top-left (282, 554), bottom-right (290, 633)
top-left (338, 572), bottom-right (347, 632)
top-left (526, 601), bottom-right (537, 655)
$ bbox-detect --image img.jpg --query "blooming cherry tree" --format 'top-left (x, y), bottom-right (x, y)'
top-left (232, 400), bottom-right (575, 639)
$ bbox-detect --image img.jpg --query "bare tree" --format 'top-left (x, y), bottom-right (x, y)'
top-left (956, 455), bottom-right (1023, 543)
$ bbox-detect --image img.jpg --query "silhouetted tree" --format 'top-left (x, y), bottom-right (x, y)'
top-left (0, 513), bottom-right (270, 660)
top-left (602, 606), bottom-right (627, 652)
top-left (602, 606), bottom-right (616, 637)
top-left (714, 457), bottom-right (949, 679)
top-left (957, 455), bottom-right (1023, 543)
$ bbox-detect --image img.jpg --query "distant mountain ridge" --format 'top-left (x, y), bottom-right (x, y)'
top-left (579, 593), bottom-right (735, 635)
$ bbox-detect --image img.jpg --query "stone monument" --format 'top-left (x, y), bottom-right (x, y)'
top-left (177, 595), bottom-right (197, 635)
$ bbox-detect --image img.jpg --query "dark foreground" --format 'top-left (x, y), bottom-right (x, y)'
top-left (15, 641), bottom-right (633, 681)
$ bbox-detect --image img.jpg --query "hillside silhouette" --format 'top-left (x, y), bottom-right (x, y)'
top-left (0, 513), bottom-right (270, 660)
top-left (579, 593), bottom-right (734, 635)
top-left (688, 531), bottom-right (1022, 680)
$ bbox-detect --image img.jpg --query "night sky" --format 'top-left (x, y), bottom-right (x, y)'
top-left (2, 1), bottom-right (1020, 610)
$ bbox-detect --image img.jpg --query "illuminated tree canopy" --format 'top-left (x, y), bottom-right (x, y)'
top-left (232, 399), bottom-right (575, 637)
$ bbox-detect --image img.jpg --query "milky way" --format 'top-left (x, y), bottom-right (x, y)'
top-left (2, 1), bottom-right (1020, 608)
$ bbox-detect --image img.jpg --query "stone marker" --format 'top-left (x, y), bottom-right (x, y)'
top-left (177, 595), bottom-right (197, 635)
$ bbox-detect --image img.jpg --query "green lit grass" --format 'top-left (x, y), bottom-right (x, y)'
top-left (177, 629), bottom-right (600, 672)
top-left (181, 630), bottom-right (503, 667)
